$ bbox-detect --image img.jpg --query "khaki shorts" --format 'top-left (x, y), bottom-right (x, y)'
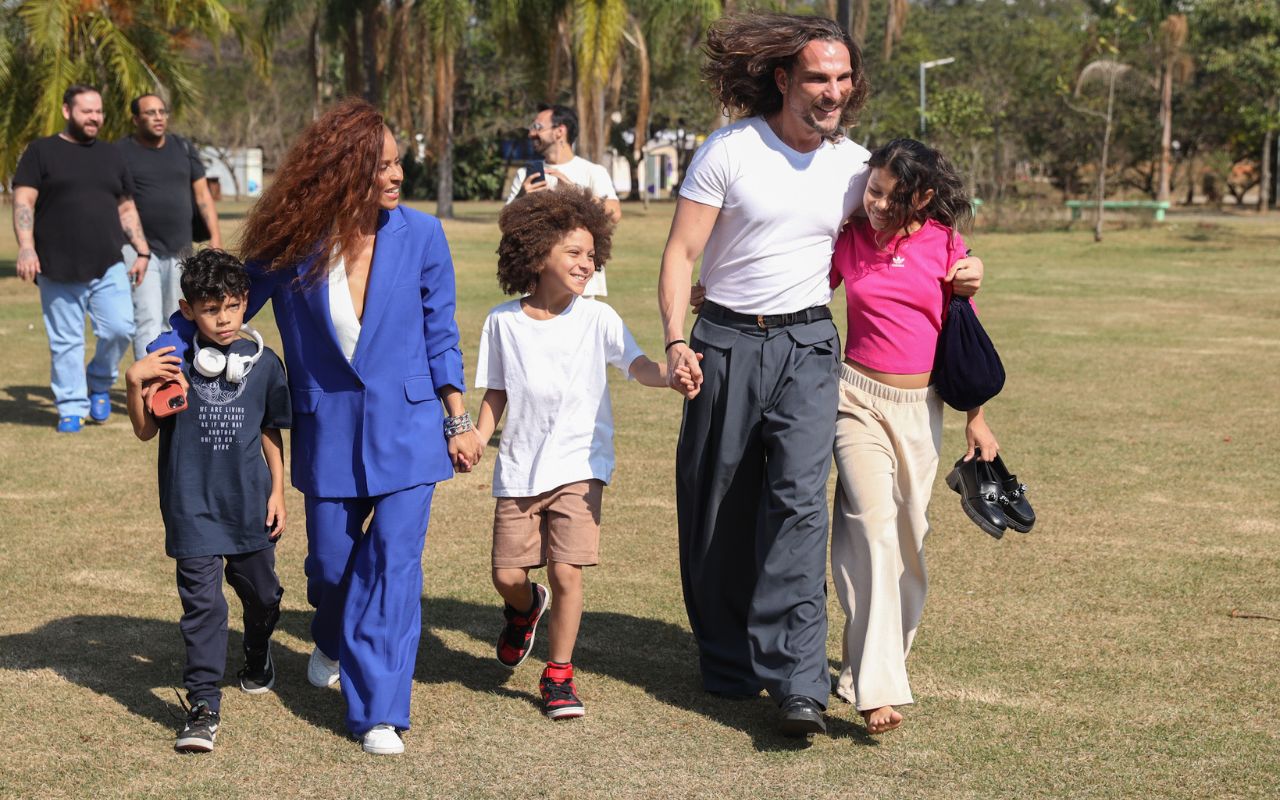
top-left (491, 479), bottom-right (603, 568)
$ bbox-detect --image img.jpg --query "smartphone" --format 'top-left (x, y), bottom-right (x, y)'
top-left (148, 379), bottom-right (188, 417)
top-left (526, 160), bottom-right (546, 185)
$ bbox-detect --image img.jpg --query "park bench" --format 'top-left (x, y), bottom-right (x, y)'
top-left (1065, 199), bottom-right (1171, 222)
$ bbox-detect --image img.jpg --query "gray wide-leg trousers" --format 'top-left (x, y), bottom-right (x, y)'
top-left (676, 312), bottom-right (839, 706)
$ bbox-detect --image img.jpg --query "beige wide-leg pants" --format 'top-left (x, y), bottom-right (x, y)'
top-left (831, 364), bottom-right (943, 711)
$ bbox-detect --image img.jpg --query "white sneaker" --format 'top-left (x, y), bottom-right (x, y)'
top-left (361, 724), bottom-right (404, 755)
top-left (307, 647), bottom-right (340, 688)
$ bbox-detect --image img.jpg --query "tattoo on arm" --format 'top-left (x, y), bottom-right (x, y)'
top-left (118, 201), bottom-right (147, 250)
top-left (16, 205), bottom-right (33, 232)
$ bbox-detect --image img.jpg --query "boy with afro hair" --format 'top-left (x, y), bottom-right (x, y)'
top-left (472, 185), bottom-right (696, 718)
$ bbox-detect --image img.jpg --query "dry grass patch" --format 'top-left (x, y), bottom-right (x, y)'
top-left (1, 202), bottom-right (1278, 798)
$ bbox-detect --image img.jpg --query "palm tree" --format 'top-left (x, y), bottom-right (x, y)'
top-left (492, 0), bottom-right (717, 165)
top-left (573, 0), bottom-right (626, 164)
top-left (1154, 13), bottom-right (1191, 203)
top-left (0, 0), bottom-right (236, 179)
top-left (421, 0), bottom-right (470, 219)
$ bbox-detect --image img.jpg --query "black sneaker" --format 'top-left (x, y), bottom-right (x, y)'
top-left (239, 642), bottom-right (275, 694)
top-left (540, 662), bottom-right (585, 720)
top-left (175, 700), bottom-right (220, 753)
top-left (496, 583), bottom-right (550, 668)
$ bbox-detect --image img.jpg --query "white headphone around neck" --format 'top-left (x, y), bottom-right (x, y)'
top-left (193, 325), bottom-right (264, 384)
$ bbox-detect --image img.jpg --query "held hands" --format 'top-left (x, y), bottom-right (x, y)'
top-left (944, 255), bottom-right (984, 298)
top-left (666, 344), bottom-right (704, 399)
top-left (449, 428), bottom-right (484, 473)
top-left (265, 493), bottom-right (286, 541)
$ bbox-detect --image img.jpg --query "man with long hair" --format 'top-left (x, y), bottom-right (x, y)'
top-left (657, 13), bottom-right (982, 737)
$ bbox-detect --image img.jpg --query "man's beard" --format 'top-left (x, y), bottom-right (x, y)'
top-left (802, 100), bottom-right (848, 142)
top-left (66, 119), bottom-right (98, 143)
top-left (137, 126), bottom-right (163, 145)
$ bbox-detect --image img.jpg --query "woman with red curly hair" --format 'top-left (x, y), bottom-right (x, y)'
top-left (154, 99), bottom-right (482, 755)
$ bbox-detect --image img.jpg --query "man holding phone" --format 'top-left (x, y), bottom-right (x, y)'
top-left (505, 103), bottom-right (621, 296)
top-left (12, 84), bottom-right (150, 432)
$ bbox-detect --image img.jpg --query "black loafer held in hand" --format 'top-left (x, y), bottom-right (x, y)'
top-left (988, 454), bottom-right (1035, 533)
top-left (945, 449), bottom-right (1009, 540)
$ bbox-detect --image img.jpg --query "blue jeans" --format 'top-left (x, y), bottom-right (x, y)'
top-left (125, 244), bottom-right (185, 360)
top-left (37, 262), bottom-right (135, 418)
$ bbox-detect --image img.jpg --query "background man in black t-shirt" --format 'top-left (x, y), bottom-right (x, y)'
top-left (118, 93), bottom-right (222, 360)
top-left (12, 84), bottom-right (153, 432)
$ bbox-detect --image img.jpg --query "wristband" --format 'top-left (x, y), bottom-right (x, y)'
top-left (137, 252), bottom-right (152, 260)
top-left (444, 412), bottom-right (473, 438)
top-left (664, 339), bottom-right (687, 353)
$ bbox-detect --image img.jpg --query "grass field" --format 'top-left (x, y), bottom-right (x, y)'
top-left (1, 201), bottom-right (1278, 799)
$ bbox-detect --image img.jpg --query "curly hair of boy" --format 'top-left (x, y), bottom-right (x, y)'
top-left (495, 185), bottom-right (614, 296)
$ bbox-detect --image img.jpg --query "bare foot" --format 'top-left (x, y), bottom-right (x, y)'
top-left (861, 705), bottom-right (903, 734)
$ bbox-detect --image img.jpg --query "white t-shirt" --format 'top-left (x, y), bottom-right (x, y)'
top-left (505, 155), bottom-right (619, 298)
top-left (679, 117), bottom-right (871, 315)
top-left (476, 296), bottom-right (645, 497)
top-left (505, 155), bottom-right (620, 204)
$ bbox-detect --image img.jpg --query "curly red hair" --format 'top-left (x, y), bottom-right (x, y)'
top-left (238, 99), bottom-right (385, 283)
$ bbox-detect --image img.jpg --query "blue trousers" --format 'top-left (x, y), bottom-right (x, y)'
top-left (304, 483), bottom-right (434, 736)
top-left (37, 263), bottom-right (134, 418)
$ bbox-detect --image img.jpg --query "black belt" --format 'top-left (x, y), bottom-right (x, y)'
top-left (700, 300), bottom-right (832, 329)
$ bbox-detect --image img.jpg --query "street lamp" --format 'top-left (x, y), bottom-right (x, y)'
top-left (919, 57), bottom-right (956, 136)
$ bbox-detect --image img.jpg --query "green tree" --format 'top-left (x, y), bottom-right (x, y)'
top-left (1196, 0), bottom-right (1280, 211)
top-left (0, 0), bottom-right (237, 178)
top-left (491, 0), bottom-right (717, 165)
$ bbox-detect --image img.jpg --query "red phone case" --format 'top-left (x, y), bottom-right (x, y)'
top-left (149, 380), bottom-right (188, 417)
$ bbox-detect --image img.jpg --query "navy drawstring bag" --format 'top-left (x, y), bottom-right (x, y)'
top-left (931, 292), bottom-right (1005, 411)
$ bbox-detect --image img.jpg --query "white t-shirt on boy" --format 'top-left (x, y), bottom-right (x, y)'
top-left (476, 296), bottom-right (645, 497)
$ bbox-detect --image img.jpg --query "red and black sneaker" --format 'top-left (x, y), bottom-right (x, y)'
top-left (540, 662), bottom-right (585, 720)
top-left (496, 582), bottom-right (550, 668)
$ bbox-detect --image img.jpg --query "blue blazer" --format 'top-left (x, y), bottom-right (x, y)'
top-left (157, 206), bottom-right (465, 498)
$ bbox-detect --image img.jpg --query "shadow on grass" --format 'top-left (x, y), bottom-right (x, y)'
top-left (0, 385), bottom-right (130, 427)
top-left (422, 597), bottom-right (875, 751)
top-left (1, 603), bottom-right (873, 751)
top-left (0, 613), bottom-right (349, 739)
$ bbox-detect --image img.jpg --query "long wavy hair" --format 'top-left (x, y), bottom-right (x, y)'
top-left (238, 99), bottom-right (386, 284)
top-left (702, 13), bottom-right (870, 134)
top-left (867, 138), bottom-right (973, 239)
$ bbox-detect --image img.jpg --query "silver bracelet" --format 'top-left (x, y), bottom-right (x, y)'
top-left (444, 412), bottom-right (473, 438)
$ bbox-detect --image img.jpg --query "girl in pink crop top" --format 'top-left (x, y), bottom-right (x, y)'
top-left (829, 139), bottom-right (1000, 737)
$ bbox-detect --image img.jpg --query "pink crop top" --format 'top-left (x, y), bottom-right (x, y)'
top-left (830, 217), bottom-right (968, 374)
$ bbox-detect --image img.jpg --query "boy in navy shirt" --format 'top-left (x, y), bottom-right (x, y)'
top-left (125, 249), bottom-right (291, 753)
